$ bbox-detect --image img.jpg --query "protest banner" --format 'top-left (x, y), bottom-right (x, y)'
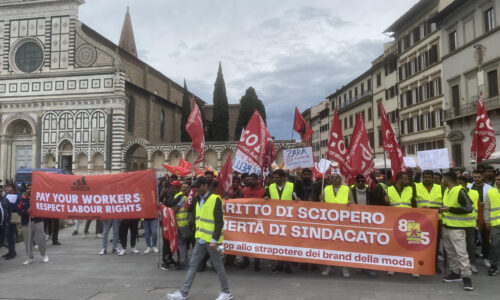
top-left (403, 157), bottom-right (417, 168)
top-left (233, 149), bottom-right (263, 176)
top-left (417, 149), bottom-right (449, 170)
top-left (30, 169), bottom-right (158, 220)
top-left (223, 199), bottom-right (438, 275)
top-left (283, 147), bottom-right (314, 170)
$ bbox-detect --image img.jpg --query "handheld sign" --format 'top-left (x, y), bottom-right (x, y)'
top-left (283, 147), bottom-right (314, 170)
top-left (417, 149), bottom-right (449, 170)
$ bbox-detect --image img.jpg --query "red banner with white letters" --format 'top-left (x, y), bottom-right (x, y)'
top-left (30, 170), bottom-right (158, 220)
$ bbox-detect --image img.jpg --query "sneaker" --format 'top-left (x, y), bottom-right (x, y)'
top-left (33, 245), bottom-right (39, 251)
top-left (342, 267), bottom-right (351, 278)
top-left (96, 234), bottom-right (103, 239)
top-left (368, 271), bottom-right (378, 278)
top-left (161, 262), bottom-right (172, 270)
top-left (442, 272), bottom-right (461, 282)
top-left (411, 273), bottom-right (420, 278)
top-left (144, 247), bottom-right (151, 254)
top-left (52, 241), bottom-right (61, 246)
top-left (112, 248), bottom-right (118, 254)
top-left (153, 247), bottom-right (159, 253)
top-left (488, 265), bottom-right (498, 276)
top-left (42, 256), bottom-right (49, 263)
top-left (483, 259), bottom-right (491, 268)
top-left (167, 291), bottom-right (186, 300)
top-left (72, 230), bottom-right (78, 236)
top-left (131, 248), bottom-right (140, 254)
top-left (470, 264), bottom-right (478, 274)
top-left (387, 271), bottom-right (395, 276)
top-left (99, 249), bottom-right (106, 255)
top-left (463, 277), bottom-right (474, 291)
top-left (215, 291), bottom-right (234, 300)
top-left (118, 249), bottom-right (126, 256)
top-left (22, 258), bottom-right (33, 265)
top-left (81, 234), bottom-right (86, 239)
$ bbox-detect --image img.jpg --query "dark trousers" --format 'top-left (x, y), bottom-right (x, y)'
top-left (480, 228), bottom-right (490, 259)
top-left (0, 225), bottom-right (5, 248)
top-left (163, 237), bottom-right (173, 263)
top-left (44, 219), bottom-right (59, 242)
top-left (436, 222), bottom-right (442, 268)
top-left (5, 224), bottom-right (17, 255)
top-left (119, 219), bottom-right (138, 249)
top-left (465, 227), bottom-right (477, 265)
top-left (84, 220), bottom-right (103, 234)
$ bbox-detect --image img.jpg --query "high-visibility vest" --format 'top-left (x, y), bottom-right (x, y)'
top-left (324, 185), bottom-right (349, 204)
top-left (350, 184), bottom-right (368, 189)
top-left (387, 185), bottom-right (413, 208)
top-left (487, 188), bottom-right (500, 227)
top-left (269, 182), bottom-right (294, 200)
top-left (195, 194), bottom-right (223, 243)
top-left (415, 183), bottom-right (442, 208)
top-left (465, 188), bottom-right (479, 227)
top-left (174, 192), bottom-right (189, 228)
top-left (442, 185), bottom-right (475, 227)
top-left (378, 182), bottom-right (388, 193)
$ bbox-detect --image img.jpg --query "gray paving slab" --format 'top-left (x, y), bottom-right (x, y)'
top-left (0, 225), bottom-right (498, 300)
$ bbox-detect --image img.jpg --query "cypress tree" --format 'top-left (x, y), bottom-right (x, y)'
top-left (180, 79), bottom-right (190, 142)
top-left (234, 87), bottom-right (267, 140)
top-left (211, 62), bottom-right (229, 141)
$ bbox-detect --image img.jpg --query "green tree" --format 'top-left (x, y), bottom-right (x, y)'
top-left (180, 79), bottom-right (190, 142)
top-left (234, 87), bottom-right (267, 140)
top-left (210, 62), bottom-right (229, 141)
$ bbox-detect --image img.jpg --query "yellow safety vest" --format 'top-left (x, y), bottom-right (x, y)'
top-left (324, 185), bottom-right (349, 204)
top-left (442, 185), bottom-right (475, 227)
top-left (174, 192), bottom-right (189, 228)
top-left (269, 182), bottom-right (294, 200)
top-left (487, 188), bottom-right (500, 227)
top-left (415, 183), bottom-right (442, 208)
top-left (378, 182), bottom-right (388, 194)
top-left (387, 186), bottom-right (413, 208)
top-left (195, 194), bottom-right (223, 243)
top-left (350, 184), bottom-right (368, 189)
top-left (465, 189), bottom-right (479, 227)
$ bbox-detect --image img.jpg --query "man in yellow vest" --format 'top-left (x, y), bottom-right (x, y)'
top-left (458, 175), bottom-right (480, 274)
top-left (485, 172), bottom-right (500, 276)
top-left (264, 169), bottom-right (299, 274)
top-left (440, 171), bottom-right (474, 291)
top-left (320, 171), bottom-right (353, 278)
top-left (171, 181), bottom-right (191, 271)
top-left (168, 178), bottom-right (232, 300)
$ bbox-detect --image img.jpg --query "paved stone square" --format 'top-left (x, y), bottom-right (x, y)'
top-left (0, 226), bottom-right (498, 300)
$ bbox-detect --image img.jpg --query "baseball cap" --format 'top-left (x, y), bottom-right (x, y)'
top-left (170, 180), bottom-right (182, 187)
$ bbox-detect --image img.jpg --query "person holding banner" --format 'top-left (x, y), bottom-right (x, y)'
top-left (320, 171), bottom-right (353, 278)
top-left (18, 184), bottom-right (49, 264)
top-left (440, 171), bottom-right (474, 291)
top-left (167, 177), bottom-right (233, 300)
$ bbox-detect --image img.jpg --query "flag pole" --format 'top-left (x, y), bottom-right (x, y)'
top-left (154, 170), bottom-right (161, 269)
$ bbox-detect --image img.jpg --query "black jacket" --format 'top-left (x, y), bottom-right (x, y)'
top-left (17, 195), bottom-right (43, 225)
top-left (351, 187), bottom-right (374, 205)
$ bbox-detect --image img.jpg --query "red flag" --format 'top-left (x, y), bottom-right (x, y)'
top-left (186, 96), bottom-right (205, 164)
top-left (379, 102), bottom-right (406, 176)
top-left (238, 110), bottom-right (277, 170)
top-left (217, 151), bottom-right (233, 197)
top-left (293, 107), bottom-right (314, 145)
top-left (347, 113), bottom-right (375, 186)
top-left (179, 158), bottom-right (193, 169)
top-left (326, 108), bottom-right (353, 179)
top-left (161, 204), bottom-right (178, 253)
top-left (471, 92), bottom-right (496, 163)
top-left (162, 165), bottom-right (191, 177)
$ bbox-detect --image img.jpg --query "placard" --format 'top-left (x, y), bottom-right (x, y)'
top-left (403, 157), bottom-right (417, 168)
top-left (283, 147), bottom-right (314, 170)
top-left (417, 149), bottom-right (449, 170)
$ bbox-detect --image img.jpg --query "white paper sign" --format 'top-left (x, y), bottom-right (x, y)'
top-left (233, 149), bottom-right (262, 175)
top-left (403, 157), bottom-right (417, 168)
top-left (317, 159), bottom-right (331, 173)
top-left (283, 147), bottom-right (314, 170)
top-left (417, 149), bottom-right (449, 170)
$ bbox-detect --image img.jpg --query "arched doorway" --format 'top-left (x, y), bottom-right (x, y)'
top-left (58, 140), bottom-right (73, 172)
top-left (124, 144), bottom-right (148, 171)
top-left (3, 119), bottom-right (35, 180)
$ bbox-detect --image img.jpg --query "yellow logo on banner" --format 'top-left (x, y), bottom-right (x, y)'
top-left (406, 221), bottom-right (422, 244)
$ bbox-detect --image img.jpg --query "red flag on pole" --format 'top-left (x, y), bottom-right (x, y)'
top-left (217, 151), bottom-right (233, 197)
top-left (162, 165), bottom-right (191, 177)
top-left (237, 110), bottom-right (277, 170)
top-left (179, 158), bottom-right (193, 170)
top-left (347, 113), bottom-right (375, 186)
top-left (379, 102), bottom-right (406, 176)
top-left (326, 108), bottom-right (353, 179)
top-left (293, 107), bottom-right (314, 145)
top-left (471, 92), bottom-right (496, 163)
top-left (186, 96), bottom-right (205, 164)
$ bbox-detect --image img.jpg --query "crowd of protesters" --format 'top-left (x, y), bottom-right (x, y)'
top-left (3, 164), bottom-right (500, 295)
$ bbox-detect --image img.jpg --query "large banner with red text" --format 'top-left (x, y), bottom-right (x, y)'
top-left (223, 199), bottom-right (438, 275)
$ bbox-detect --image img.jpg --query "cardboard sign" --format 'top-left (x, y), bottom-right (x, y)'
top-left (233, 149), bottom-right (262, 176)
top-left (417, 149), bottom-right (449, 170)
top-left (223, 199), bottom-right (438, 275)
top-left (403, 157), bottom-right (417, 168)
top-left (318, 159), bottom-right (331, 173)
top-left (31, 170), bottom-right (158, 220)
top-left (283, 147), bottom-right (314, 170)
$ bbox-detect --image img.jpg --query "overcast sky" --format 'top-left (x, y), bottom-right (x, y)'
top-left (79, 0), bottom-right (418, 140)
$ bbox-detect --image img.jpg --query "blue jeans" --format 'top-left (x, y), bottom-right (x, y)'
top-left (102, 220), bottom-right (120, 250)
top-left (6, 223), bottom-right (17, 255)
top-left (143, 219), bottom-right (158, 248)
